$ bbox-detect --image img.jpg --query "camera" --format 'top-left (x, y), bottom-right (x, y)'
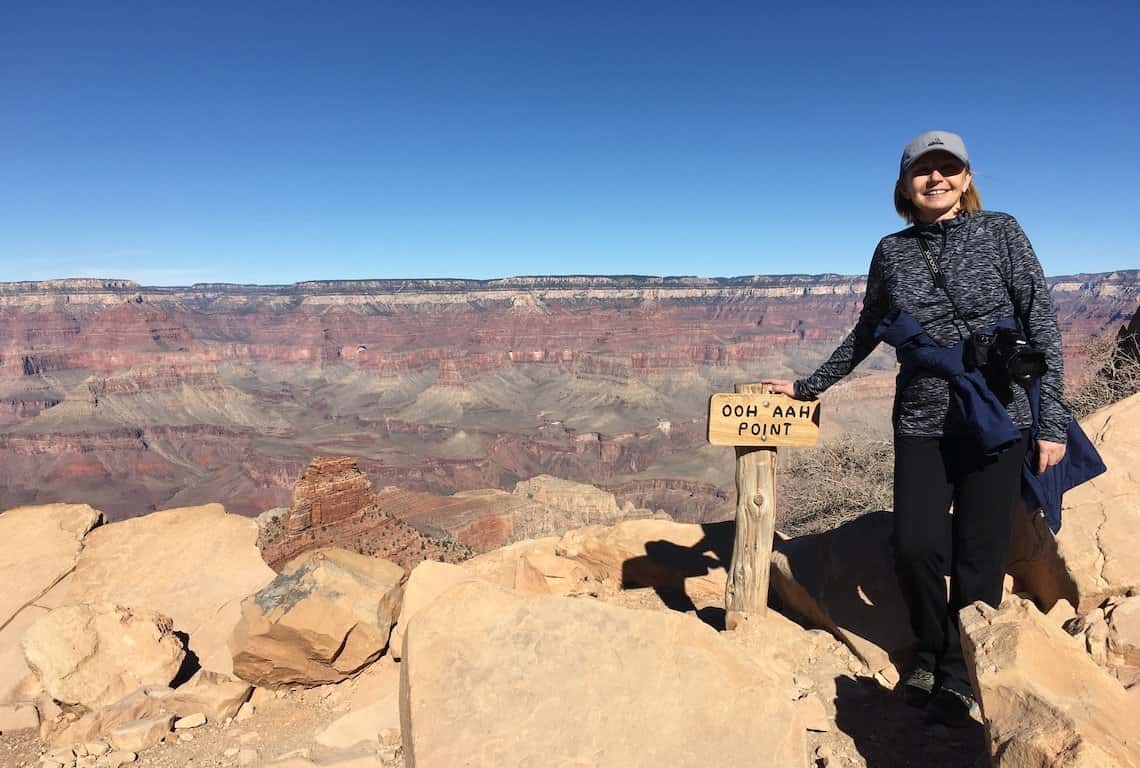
top-left (966, 327), bottom-right (1047, 386)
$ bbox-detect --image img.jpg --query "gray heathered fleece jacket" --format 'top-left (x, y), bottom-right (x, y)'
top-left (794, 210), bottom-right (1071, 444)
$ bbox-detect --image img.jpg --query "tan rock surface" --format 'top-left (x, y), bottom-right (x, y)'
top-left (0, 503), bottom-right (102, 626)
top-left (0, 503), bottom-right (103, 703)
top-left (0, 604), bottom-right (47, 705)
top-left (51, 687), bottom-right (173, 746)
top-left (154, 669), bottom-right (251, 721)
top-left (390, 561), bottom-right (479, 660)
top-left (463, 536), bottom-right (595, 596)
top-left (36, 503), bottom-right (275, 675)
top-left (231, 548), bottom-right (403, 688)
top-left (1109, 596), bottom-right (1140, 668)
top-left (22, 604), bottom-right (185, 710)
top-left (1008, 392), bottom-right (1140, 613)
top-left (107, 714), bottom-right (174, 753)
top-left (961, 596), bottom-right (1140, 767)
top-left (399, 579), bottom-right (805, 768)
top-left (268, 755), bottom-right (385, 768)
top-left (0, 701), bottom-right (39, 733)
top-left (315, 696), bottom-right (399, 751)
top-left (466, 515), bottom-right (903, 679)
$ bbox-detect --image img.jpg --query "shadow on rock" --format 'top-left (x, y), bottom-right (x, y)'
top-left (620, 521), bottom-right (735, 630)
top-left (770, 510), bottom-right (915, 670)
top-left (833, 675), bottom-right (988, 768)
top-left (622, 513), bottom-right (915, 673)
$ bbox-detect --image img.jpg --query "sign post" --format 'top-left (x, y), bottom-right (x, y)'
top-left (707, 383), bottom-right (820, 629)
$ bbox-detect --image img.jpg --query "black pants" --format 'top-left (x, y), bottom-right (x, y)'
top-left (892, 430), bottom-right (1029, 696)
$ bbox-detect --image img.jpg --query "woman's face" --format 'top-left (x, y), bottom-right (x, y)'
top-left (902, 150), bottom-right (972, 224)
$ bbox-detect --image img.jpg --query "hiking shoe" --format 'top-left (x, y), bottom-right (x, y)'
top-left (900, 666), bottom-right (936, 708)
top-left (924, 687), bottom-right (981, 728)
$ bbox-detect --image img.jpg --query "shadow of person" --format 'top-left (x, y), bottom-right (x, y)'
top-left (618, 520), bottom-right (736, 632)
top-left (833, 675), bottom-right (988, 767)
top-left (771, 510), bottom-right (916, 671)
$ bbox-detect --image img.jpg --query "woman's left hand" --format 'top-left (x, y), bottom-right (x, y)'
top-left (1036, 439), bottom-right (1067, 474)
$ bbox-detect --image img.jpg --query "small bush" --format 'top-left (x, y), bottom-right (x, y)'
top-left (776, 434), bottom-right (894, 536)
top-left (1069, 326), bottom-right (1140, 419)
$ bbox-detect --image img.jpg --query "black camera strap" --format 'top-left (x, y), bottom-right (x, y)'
top-left (915, 236), bottom-right (975, 337)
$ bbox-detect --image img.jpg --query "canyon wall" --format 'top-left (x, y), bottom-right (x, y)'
top-left (1, 271), bottom-right (1136, 523)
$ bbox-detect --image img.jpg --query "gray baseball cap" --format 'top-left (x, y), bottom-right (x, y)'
top-left (899, 130), bottom-right (969, 177)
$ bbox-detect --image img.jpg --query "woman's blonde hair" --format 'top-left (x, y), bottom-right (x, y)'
top-left (894, 169), bottom-right (982, 224)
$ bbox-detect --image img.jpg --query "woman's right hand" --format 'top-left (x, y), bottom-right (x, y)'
top-left (761, 379), bottom-right (797, 397)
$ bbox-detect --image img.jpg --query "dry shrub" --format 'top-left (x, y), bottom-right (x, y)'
top-left (776, 433), bottom-right (893, 536)
top-left (1069, 327), bottom-right (1140, 419)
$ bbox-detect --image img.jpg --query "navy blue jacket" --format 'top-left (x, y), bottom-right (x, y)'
top-left (874, 309), bottom-right (1022, 454)
top-left (875, 308), bottom-right (1105, 532)
top-left (1020, 380), bottom-right (1106, 532)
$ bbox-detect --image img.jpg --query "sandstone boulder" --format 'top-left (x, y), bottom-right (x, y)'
top-left (231, 548), bottom-right (403, 687)
top-left (463, 536), bottom-right (596, 596)
top-left (1109, 595), bottom-right (1140, 668)
top-left (0, 503), bottom-right (103, 702)
top-left (400, 579), bottom-right (805, 767)
top-left (51, 687), bottom-right (173, 748)
top-left (1007, 392), bottom-right (1140, 613)
top-left (960, 596), bottom-right (1140, 767)
top-left (50, 678), bottom-right (238, 746)
top-left (108, 714), bottom-right (174, 752)
top-left (390, 561), bottom-right (479, 660)
top-left (153, 669), bottom-right (252, 721)
top-left (22, 604), bottom-right (185, 710)
top-left (0, 503), bottom-right (103, 626)
top-left (36, 503), bottom-right (275, 676)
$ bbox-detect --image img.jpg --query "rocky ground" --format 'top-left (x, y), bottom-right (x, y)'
top-left (0, 680), bottom-right (402, 768)
top-left (2, 390), bottom-right (1139, 767)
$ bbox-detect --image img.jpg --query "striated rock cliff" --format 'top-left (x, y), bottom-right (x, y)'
top-left (285, 457), bottom-right (376, 533)
top-left (0, 272), bottom-right (1136, 522)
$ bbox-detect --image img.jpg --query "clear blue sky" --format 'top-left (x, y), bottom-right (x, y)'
top-left (2, 1), bottom-right (1138, 285)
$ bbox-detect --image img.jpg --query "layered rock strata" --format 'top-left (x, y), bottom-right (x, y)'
top-left (0, 273), bottom-right (1134, 522)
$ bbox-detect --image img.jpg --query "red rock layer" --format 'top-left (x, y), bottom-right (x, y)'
top-left (0, 274), bottom-right (1135, 523)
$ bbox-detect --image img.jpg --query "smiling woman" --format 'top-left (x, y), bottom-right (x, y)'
top-left (763, 129), bottom-right (1074, 731)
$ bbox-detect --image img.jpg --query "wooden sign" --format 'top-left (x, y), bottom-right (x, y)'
top-left (707, 393), bottom-right (820, 447)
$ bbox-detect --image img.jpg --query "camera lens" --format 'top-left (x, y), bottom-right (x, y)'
top-left (1007, 350), bottom-right (1047, 385)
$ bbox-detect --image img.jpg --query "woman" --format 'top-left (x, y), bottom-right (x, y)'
top-left (763, 130), bottom-right (1070, 727)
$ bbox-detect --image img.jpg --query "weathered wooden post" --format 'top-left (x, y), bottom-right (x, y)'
top-left (707, 383), bottom-right (820, 630)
